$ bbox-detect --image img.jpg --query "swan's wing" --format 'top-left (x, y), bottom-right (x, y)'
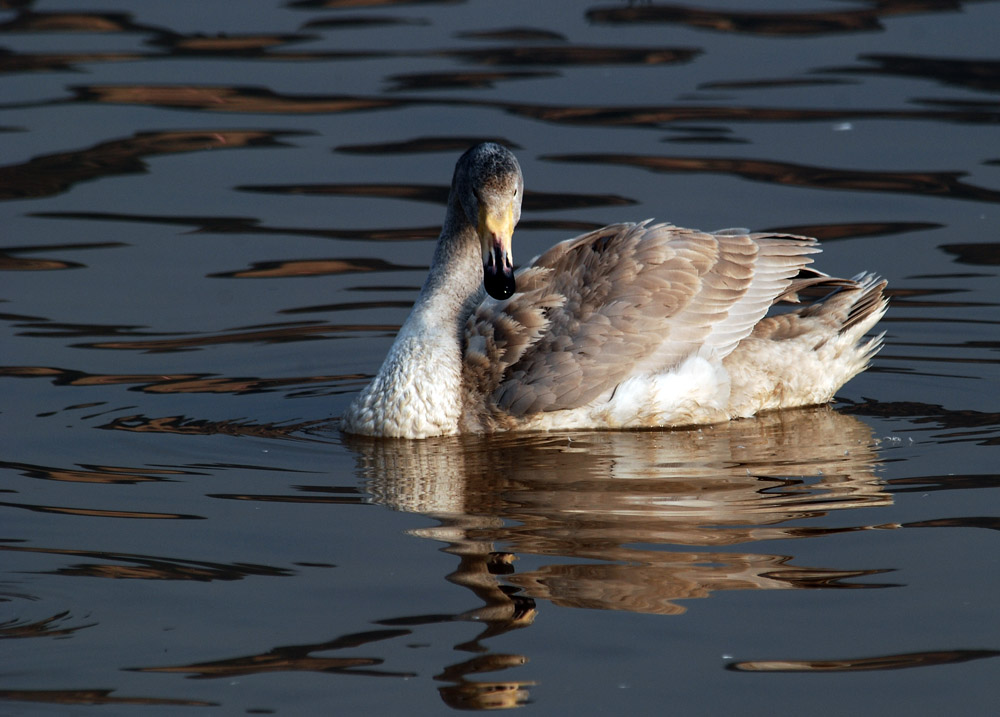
top-left (463, 222), bottom-right (818, 416)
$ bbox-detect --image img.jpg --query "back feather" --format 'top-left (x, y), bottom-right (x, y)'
top-left (463, 223), bottom-right (820, 418)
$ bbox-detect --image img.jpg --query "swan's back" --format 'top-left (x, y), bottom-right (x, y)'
top-left (461, 222), bottom-right (885, 432)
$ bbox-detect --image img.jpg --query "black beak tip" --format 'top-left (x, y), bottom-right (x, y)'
top-left (484, 266), bottom-right (516, 300)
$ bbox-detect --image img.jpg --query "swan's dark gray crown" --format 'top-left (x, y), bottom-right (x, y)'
top-left (454, 142), bottom-right (522, 208)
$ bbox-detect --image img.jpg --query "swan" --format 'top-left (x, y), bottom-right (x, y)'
top-left (340, 143), bottom-right (887, 438)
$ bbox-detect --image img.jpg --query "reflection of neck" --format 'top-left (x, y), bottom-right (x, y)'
top-left (437, 517), bottom-right (513, 610)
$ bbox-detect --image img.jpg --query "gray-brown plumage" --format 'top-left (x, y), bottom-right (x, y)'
top-left (340, 143), bottom-right (887, 438)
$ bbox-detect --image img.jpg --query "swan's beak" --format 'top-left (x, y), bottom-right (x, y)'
top-left (479, 203), bottom-right (516, 300)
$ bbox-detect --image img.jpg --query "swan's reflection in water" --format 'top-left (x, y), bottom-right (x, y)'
top-left (347, 406), bottom-right (893, 708)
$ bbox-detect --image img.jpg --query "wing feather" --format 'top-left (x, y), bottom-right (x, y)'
top-left (462, 222), bottom-right (819, 418)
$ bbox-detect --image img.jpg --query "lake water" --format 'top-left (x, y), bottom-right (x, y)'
top-left (2, 0), bottom-right (999, 714)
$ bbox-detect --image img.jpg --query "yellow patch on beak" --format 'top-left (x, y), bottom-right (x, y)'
top-left (478, 201), bottom-right (518, 300)
top-left (478, 202), bottom-right (515, 263)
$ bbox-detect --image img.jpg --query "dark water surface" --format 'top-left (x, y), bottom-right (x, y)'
top-left (3, 0), bottom-right (1000, 714)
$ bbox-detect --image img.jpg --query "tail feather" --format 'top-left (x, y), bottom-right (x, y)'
top-left (841, 273), bottom-right (888, 334)
top-left (725, 271), bottom-right (888, 415)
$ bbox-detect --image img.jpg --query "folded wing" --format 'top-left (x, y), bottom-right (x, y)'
top-left (463, 222), bottom-right (820, 417)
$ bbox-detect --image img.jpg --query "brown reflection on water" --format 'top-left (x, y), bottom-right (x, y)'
top-left (238, 181), bottom-right (636, 212)
top-left (68, 84), bottom-right (406, 114)
top-left (439, 45), bottom-right (700, 67)
top-left (0, 44), bottom-right (380, 76)
top-left (0, 611), bottom-right (94, 639)
top-left (942, 242), bottom-right (1000, 266)
top-left (1, 19), bottom-right (699, 74)
top-left (548, 153), bottom-right (1000, 204)
top-left (302, 15), bottom-right (430, 30)
top-left (889, 474), bottom-right (1000, 494)
top-left (71, 322), bottom-right (393, 352)
top-left (0, 8), bottom-right (164, 34)
top-left (762, 221), bottom-right (941, 242)
top-left (0, 364), bottom-right (351, 396)
top-left (21, 84), bottom-right (996, 129)
top-left (386, 69), bottom-right (555, 92)
top-left (699, 77), bottom-right (854, 92)
top-left (33, 208), bottom-right (603, 242)
top-left (0, 458), bottom-right (193, 484)
top-left (836, 54), bottom-right (1000, 93)
top-left (0, 50), bottom-right (141, 75)
top-left (904, 517), bottom-right (1000, 532)
top-left (0, 543), bottom-right (294, 582)
top-left (283, 299), bottom-right (414, 315)
top-left (0, 129), bottom-right (298, 201)
top-left (0, 500), bottom-right (200, 520)
top-left (208, 485), bottom-right (367, 506)
top-left (98, 414), bottom-right (327, 439)
top-left (212, 256), bottom-right (419, 279)
top-left (0, 241), bottom-right (125, 271)
top-left (31, 210), bottom-right (443, 242)
top-left (916, 97), bottom-right (1000, 117)
top-left (5, 315), bottom-right (172, 342)
top-left (132, 628), bottom-right (416, 679)
top-left (0, 689), bottom-right (215, 708)
top-left (586, 1), bottom-right (978, 36)
top-left (457, 27), bottom-right (567, 43)
top-left (434, 659), bottom-right (534, 710)
top-left (145, 32), bottom-right (322, 57)
top-left (729, 648), bottom-right (1000, 673)
top-left (501, 98), bottom-right (1000, 127)
top-left (336, 135), bottom-right (522, 154)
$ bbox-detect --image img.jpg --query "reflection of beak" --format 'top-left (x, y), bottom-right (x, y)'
top-left (478, 203), bottom-right (517, 300)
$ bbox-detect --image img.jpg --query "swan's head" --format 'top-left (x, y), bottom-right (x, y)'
top-left (453, 143), bottom-right (523, 300)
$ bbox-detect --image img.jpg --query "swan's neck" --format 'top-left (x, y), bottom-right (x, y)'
top-left (411, 207), bottom-right (484, 335)
top-left (341, 201), bottom-right (484, 438)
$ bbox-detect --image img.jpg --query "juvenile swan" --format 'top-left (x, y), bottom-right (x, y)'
top-left (341, 143), bottom-right (887, 438)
